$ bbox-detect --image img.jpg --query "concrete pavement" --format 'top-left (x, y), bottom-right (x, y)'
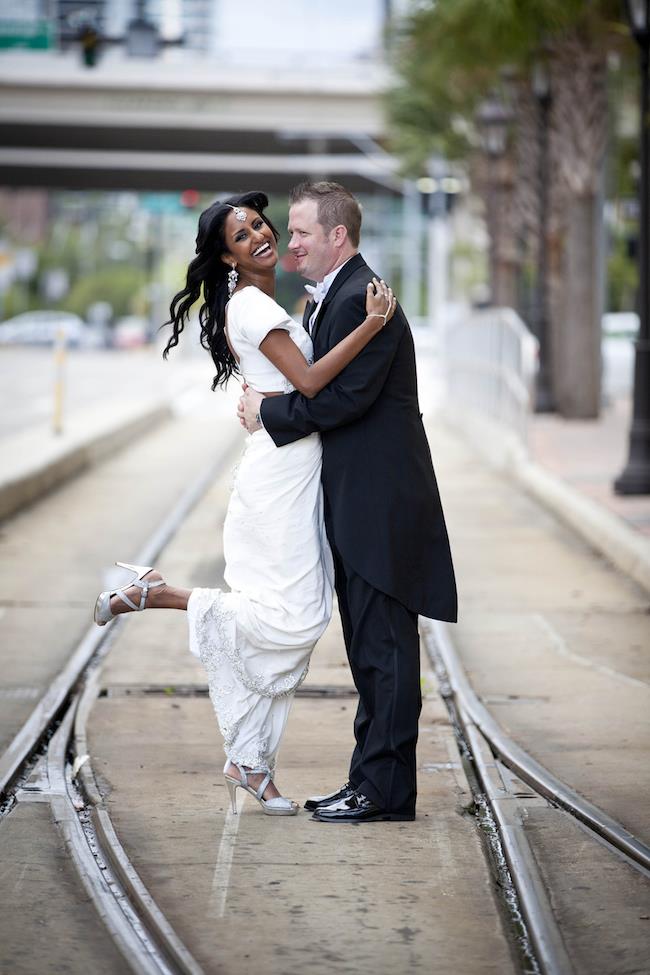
top-left (1, 337), bottom-right (649, 972)
top-left (441, 395), bottom-right (650, 596)
top-left (82, 458), bottom-right (518, 975)
top-left (427, 420), bottom-right (650, 972)
top-left (76, 413), bottom-right (650, 973)
top-left (0, 374), bottom-right (240, 761)
top-left (430, 418), bottom-right (649, 842)
top-left (528, 396), bottom-right (650, 539)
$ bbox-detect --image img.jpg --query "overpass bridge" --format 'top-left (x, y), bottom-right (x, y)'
top-left (0, 51), bottom-right (402, 194)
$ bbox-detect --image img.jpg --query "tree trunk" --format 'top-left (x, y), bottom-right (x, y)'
top-left (548, 31), bottom-right (608, 418)
top-left (556, 193), bottom-right (603, 417)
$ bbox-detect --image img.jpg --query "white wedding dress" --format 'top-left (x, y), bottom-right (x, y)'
top-left (187, 286), bottom-right (333, 773)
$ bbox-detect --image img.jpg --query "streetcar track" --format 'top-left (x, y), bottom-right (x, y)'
top-left (0, 431), bottom-right (241, 974)
top-left (3, 416), bottom-right (647, 974)
top-left (96, 682), bottom-right (359, 699)
top-left (422, 617), bottom-right (650, 975)
top-left (424, 618), bottom-right (650, 874)
top-left (0, 431), bottom-right (241, 801)
top-left (426, 638), bottom-right (544, 975)
top-left (73, 667), bottom-right (205, 975)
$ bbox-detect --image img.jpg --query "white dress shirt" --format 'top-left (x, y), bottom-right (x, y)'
top-left (304, 257), bottom-right (354, 335)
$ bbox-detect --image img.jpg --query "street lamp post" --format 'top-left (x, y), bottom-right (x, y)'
top-left (476, 96), bottom-right (513, 306)
top-left (615, 0), bottom-right (650, 494)
top-left (531, 59), bottom-right (555, 412)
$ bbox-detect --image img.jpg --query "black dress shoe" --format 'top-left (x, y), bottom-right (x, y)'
top-left (311, 791), bottom-right (415, 823)
top-left (304, 781), bottom-right (355, 811)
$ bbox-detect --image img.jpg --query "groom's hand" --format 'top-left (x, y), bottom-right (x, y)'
top-left (237, 385), bottom-right (265, 433)
top-left (237, 382), bottom-right (248, 429)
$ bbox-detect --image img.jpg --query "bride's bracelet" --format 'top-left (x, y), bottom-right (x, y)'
top-left (366, 312), bottom-right (389, 324)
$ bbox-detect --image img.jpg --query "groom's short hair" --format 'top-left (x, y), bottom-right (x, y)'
top-left (289, 181), bottom-right (362, 248)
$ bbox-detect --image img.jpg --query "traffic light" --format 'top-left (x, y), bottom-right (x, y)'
top-left (180, 190), bottom-right (201, 209)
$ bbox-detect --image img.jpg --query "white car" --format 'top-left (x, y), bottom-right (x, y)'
top-left (112, 316), bottom-right (149, 349)
top-left (0, 310), bottom-right (90, 347)
top-left (602, 311), bottom-right (639, 400)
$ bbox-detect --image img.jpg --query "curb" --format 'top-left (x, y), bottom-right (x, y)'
top-left (0, 400), bottom-right (172, 523)
top-left (439, 406), bottom-right (650, 597)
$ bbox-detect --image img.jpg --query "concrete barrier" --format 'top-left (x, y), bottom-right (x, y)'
top-left (0, 400), bottom-right (172, 523)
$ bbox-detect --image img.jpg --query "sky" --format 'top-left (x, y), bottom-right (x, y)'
top-left (214, 0), bottom-right (385, 62)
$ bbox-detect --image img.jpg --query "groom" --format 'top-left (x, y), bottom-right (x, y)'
top-left (239, 181), bottom-right (457, 822)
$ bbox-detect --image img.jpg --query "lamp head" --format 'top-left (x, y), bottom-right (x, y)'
top-left (625, 0), bottom-right (650, 43)
top-left (476, 97), bottom-right (512, 157)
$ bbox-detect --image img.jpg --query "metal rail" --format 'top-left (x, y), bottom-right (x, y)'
top-left (425, 618), bottom-right (650, 873)
top-left (1, 431), bottom-right (241, 972)
top-left (422, 617), bottom-right (650, 975)
top-left (0, 431), bottom-right (241, 798)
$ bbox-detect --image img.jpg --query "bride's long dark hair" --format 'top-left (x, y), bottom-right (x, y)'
top-left (162, 191), bottom-right (280, 389)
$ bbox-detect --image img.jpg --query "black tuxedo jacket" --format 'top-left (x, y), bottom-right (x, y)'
top-left (261, 253), bottom-right (457, 622)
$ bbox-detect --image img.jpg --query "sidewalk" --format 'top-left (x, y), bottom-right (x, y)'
top-left (529, 396), bottom-right (650, 538)
top-left (440, 393), bottom-right (650, 596)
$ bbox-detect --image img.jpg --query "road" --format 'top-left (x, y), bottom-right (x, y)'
top-left (0, 340), bottom-right (648, 974)
top-left (0, 344), bottom-right (206, 440)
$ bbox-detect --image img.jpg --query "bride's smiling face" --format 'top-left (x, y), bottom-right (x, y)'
top-left (221, 207), bottom-right (278, 278)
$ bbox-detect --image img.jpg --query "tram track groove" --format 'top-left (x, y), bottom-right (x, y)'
top-left (0, 431), bottom-right (241, 801)
top-left (6, 414), bottom-right (645, 973)
top-left (424, 618), bottom-right (650, 874)
top-left (422, 616), bottom-right (650, 975)
top-left (47, 707), bottom-right (176, 975)
top-left (461, 711), bottom-right (573, 975)
top-left (73, 668), bottom-right (205, 975)
top-left (0, 430), bottom-right (241, 973)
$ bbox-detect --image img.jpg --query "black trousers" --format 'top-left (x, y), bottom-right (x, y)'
top-left (327, 527), bottom-right (422, 816)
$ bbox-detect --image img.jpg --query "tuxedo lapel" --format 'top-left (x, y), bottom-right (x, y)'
top-left (310, 301), bottom-right (328, 341)
top-left (309, 254), bottom-right (366, 339)
top-left (310, 253), bottom-right (367, 343)
top-left (302, 300), bottom-right (314, 333)
top-left (321, 253), bottom-right (366, 305)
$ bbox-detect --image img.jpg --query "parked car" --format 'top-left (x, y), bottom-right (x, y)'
top-left (602, 311), bottom-right (639, 400)
top-left (0, 310), bottom-right (96, 347)
top-left (111, 316), bottom-right (149, 349)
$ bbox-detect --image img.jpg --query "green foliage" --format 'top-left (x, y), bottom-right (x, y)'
top-left (62, 264), bottom-right (148, 320)
top-left (388, 0), bottom-right (627, 171)
top-left (2, 280), bottom-right (42, 318)
top-left (607, 230), bottom-right (638, 312)
top-left (449, 239), bottom-right (488, 301)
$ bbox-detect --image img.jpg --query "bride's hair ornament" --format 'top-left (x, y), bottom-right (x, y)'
top-left (226, 205), bottom-right (247, 222)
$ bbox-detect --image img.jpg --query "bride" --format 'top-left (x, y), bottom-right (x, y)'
top-left (93, 191), bottom-right (395, 816)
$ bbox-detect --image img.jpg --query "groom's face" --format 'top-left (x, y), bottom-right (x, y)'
top-left (287, 199), bottom-right (338, 283)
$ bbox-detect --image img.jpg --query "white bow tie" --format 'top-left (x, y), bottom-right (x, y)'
top-left (305, 281), bottom-right (327, 304)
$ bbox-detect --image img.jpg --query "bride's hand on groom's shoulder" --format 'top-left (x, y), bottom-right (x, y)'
top-left (365, 277), bottom-right (397, 327)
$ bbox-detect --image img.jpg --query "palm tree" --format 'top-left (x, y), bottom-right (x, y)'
top-left (388, 0), bottom-right (628, 418)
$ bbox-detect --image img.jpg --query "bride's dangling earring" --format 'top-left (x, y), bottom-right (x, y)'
top-left (227, 264), bottom-right (239, 297)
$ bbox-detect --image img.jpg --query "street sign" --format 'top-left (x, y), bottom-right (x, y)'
top-left (0, 18), bottom-right (53, 49)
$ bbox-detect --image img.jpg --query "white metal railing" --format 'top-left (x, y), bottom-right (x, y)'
top-left (442, 306), bottom-right (538, 445)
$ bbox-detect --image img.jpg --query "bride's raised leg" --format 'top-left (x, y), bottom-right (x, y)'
top-left (94, 565), bottom-right (192, 626)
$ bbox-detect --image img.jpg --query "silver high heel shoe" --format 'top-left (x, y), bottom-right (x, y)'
top-left (223, 761), bottom-right (298, 817)
top-left (94, 562), bottom-right (165, 626)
